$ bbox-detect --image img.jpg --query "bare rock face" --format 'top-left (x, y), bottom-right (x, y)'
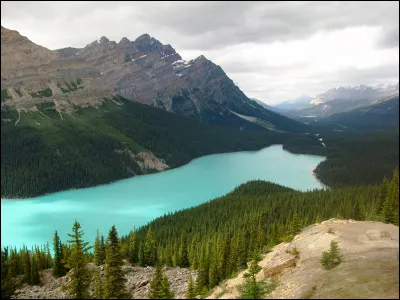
top-left (1, 26), bottom-right (112, 111)
top-left (12, 264), bottom-right (197, 299)
top-left (263, 252), bottom-right (296, 278)
top-left (1, 26), bottom-right (304, 132)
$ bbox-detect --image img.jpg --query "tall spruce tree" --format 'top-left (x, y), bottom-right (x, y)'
top-left (93, 230), bottom-right (104, 266)
top-left (186, 272), bottom-right (196, 299)
top-left (64, 220), bottom-right (92, 299)
top-left (178, 231), bottom-right (189, 268)
top-left (239, 253), bottom-right (267, 299)
top-left (53, 230), bottom-right (66, 277)
top-left (30, 254), bottom-right (40, 286)
top-left (104, 225), bottom-right (129, 299)
top-left (149, 263), bottom-right (174, 299)
top-left (144, 227), bottom-right (157, 266)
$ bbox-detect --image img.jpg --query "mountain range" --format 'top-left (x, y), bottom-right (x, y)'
top-left (1, 26), bottom-right (305, 133)
top-left (281, 84), bottom-right (399, 119)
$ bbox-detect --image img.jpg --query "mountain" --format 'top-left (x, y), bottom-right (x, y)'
top-left (1, 26), bottom-right (112, 108)
top-left (250, 98), bottom-right (280, 111)
top-left (57, 34), bottom-right (306, 132)
top-left (273, 94), bottom-right (313, 111)
top-left (316, 96), bottom-right (399, 131)
top-left (289, 84), bottom-right (399, 119)
top-left (1, 26), bottom-right (306, 133)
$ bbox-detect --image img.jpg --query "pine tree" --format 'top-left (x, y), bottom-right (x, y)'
top-left (161, 273), bottom-right (174, 299)
top-left (127, 232), bottom-right (137, 265)
top-left (64, 220), bottom-right (92, 299)
top-left (22, 250), bottom-right (31, 284)
top-left (104, 225), bottom-right (129, 299)
top-left (144, 227), bottom-right (157, 266)
top-left (320, 240), bottom-right (342, 270)
top-left (186, 273), bottom-right (196, 299)
top-left (178, 231), bottom-right (189, 268)
top-left (92, 269), bottom-right (105, 299)
top-left (195, 247), bottom-right (207, 295)
top-left (149, 263), bottom-right (173, 299)
top-left (352, 202), bottom-right (362, 221)
top-left (30, 254), bottom-right (40, 285)
top-left (93, 230), bottom-right (103, 266)
top-left (239, 253), bottom-right (267, 299)
top-left (290, 212), bottom-right (301, 236)
top-left (53, 230), bottom-right (66, 277)
top-left (377, 176), bottom-right (389, 213)
top-left (138, 242), bottom-right (145, 267)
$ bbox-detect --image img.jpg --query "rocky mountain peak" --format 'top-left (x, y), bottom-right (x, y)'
top-left (118, 37), bottom-right (131, 46)
top-left (133, 33), bottom-right (164, 53)
top-left (99, 36), bottom-right (110, 44)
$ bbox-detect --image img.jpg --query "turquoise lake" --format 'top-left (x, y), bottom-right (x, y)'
top-left (1, 145), bottom-right (325, 250)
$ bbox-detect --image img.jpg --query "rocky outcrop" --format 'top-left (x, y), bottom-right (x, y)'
top-left (12, 264), bottom-right (197, 299)
top-left (1, 27), bottom-right (112, 111)
top-left (263, 252), bottom-right (296, 278)
top-left (207, 219), bottom-right (399, 299)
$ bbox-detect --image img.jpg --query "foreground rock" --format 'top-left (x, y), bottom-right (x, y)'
top-left (207, 219), bottom-right (399, 299)
top-left (12, 264), bottom-right (197, 299)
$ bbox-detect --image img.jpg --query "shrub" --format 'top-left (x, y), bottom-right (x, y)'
top-left (320, 240), bottom-right (342, 270)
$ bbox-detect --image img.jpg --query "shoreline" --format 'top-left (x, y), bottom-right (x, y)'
top-left (312, 167), bottom-right (330, 190)
top-left (2, 143), bottom-right (326, 200)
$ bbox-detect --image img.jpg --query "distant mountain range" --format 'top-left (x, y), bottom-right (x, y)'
top-left (272, 94), bottom-right (313, 111)
top-left (1, 26), bottom-right (305, 133)
top-left (279, 83), bottom-right (399, 120)
top-left (316, 95), bottom-right (399, 131)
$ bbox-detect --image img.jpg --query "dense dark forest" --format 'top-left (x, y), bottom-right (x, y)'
top-left (1, 97), bottom-right (287, 198)
top-left (2, 169), bottom-right (398, 298)
top-left (283, 129), bottom-right (399, 187)
top-left (2, 96), bottom-right (398, 198)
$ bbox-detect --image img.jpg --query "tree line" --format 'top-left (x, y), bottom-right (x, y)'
top-left (2, 169), bottom-right (398, 298)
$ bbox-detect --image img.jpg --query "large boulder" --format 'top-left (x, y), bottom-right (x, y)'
top-left (263, 252), bottom-right (296, 278)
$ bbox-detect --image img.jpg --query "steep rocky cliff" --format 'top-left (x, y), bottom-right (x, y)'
top-left (1, 26), bottom-right (306, 132)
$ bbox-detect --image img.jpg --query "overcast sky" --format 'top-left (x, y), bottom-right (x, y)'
top-left (1, 1), bottom-right (399, 104)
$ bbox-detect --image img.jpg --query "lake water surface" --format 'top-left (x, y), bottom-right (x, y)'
top-left (1, 145), bottom-right (325, 249)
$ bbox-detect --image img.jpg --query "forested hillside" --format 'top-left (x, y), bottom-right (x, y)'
top-left (283, 129), bottom-right (399, 187)
top-left (1, 96), bottom-right (287, 198)
top-left (2, 170), bottom-right (398, 298)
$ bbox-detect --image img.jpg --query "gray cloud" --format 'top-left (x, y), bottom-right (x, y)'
top-left (1, 1), bottom-right (398, 104)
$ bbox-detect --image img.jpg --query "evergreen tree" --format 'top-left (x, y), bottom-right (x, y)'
top-left (149, 263), bottom-right (173, 299)
top-left (161, 273), bottom-right (174, 299)
top-left (93, 230), bottom-right (104, 266)
top-left (127, 232), bottom-right (137, 265)
top-left (30, 254), bottom-right (40, 286)
top-left (352, 202), bottom-right (363, 221)
top-left (64, 220), bottom-right (92, 299)
top-left (320, 240), bottom-right (343, 270)
top-left (144, 227), bottom-right (157, 266)
top-left (53, 230), bottom-right (66, 277)
top-left (1, 247), bottom-right (17, 299)
top-left (178, 231), bottom-right (189, 268)
top-left (22, 249), bottom-right (31, 284)
top-left (138, 242), bottom-right (145, 267)
top-left (92, 269), bottom-right (105, 299)
top-left (186, 273), bottom-right (196, 299)
top-left (239, 253), bottom-right (267, 299)
top-left (104, 225), bottom-right (129, 299)
top-left (290, 211), bottom-right (302, 236)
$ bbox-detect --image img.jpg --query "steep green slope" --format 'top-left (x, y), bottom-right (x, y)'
top-left (283, 129), bottom-right (399, 187)
top-left (1, 96), bottom-right (288, 198)
top-left (318, 96), bottom-right (399, 131)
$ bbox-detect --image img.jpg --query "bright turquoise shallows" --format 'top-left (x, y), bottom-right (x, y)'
top-left (1, 145), bottom-right (325, 250)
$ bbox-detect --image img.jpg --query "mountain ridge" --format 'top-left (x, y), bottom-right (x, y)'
top-left (1, 26), bottom-right (306, 133)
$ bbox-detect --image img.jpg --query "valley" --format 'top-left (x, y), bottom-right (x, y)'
top-left (1, 2), bottom-right (399, 299)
